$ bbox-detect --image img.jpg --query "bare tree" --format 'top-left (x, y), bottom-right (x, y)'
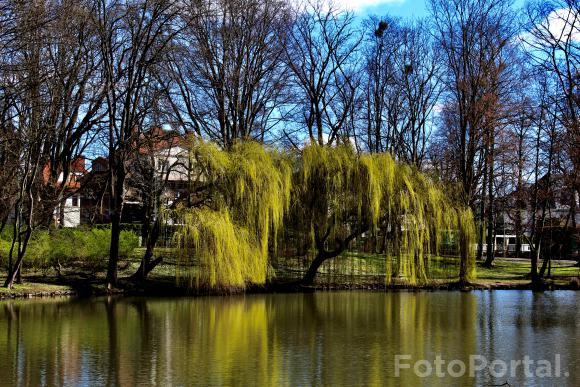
top-left (360, 17), bottom-right (441, 168)
top-left (429, 0), bottom-right (515, 267)
top-left (1, 0), bottom-right (105, 288)
top-left (0, 1), bottom-right (21, 234)
top-left (1, 0), bottom-right (55, 287)
top-left (360, 16), bottom-right (401, 154)
top-left (166, 0), bottom-right (292, 147)
top-left (128, 128), bottom-right (187, 282)
top-left (38, 0), bottom-right (105, 226)
top-left (494, 92), bottom-right (535, 258)
top-left (284, 0), bottom-right (362, 147)
top-left (96, 0), bottom-right (180, 288)
top-left (524, 0), bottom-right (579, 242)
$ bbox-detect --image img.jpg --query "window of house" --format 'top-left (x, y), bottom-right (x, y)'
top-left (72, 196), bottom-right (78, 207)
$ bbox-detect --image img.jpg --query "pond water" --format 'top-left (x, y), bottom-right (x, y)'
top-left (1, 291), bottom-right (579, 386)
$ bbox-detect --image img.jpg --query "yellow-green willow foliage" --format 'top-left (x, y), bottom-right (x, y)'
top-left (457, 207), bottom-right (477, 282)
top-left (296, 143), bottom-right (476, 284)
top-left (174, 140), bottom-right (292, 291)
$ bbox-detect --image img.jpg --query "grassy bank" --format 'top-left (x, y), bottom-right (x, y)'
top-left (1, 248), bottom-right (579, 299)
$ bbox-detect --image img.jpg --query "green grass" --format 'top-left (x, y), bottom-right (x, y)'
top-left (473, 258), bottom-right (579, 285)
top-left (0, 282), bottom-right (75, 297)
top-left (271, 253), bottom-right (579, 286)
top-left (2, 247), bottom-right (579, 296)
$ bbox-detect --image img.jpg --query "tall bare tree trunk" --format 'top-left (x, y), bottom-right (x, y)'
top-left (106, 162), bottom-right (125, 288)
top-left (484, 128), bottom-right (496, 267)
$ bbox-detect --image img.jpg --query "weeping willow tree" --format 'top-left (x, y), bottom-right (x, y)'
top-left (293, 143), bottom-right (476, 285)
top-left (173, 140), bottom-right (291, 291)
top-left (172, 140), bottom-right (474, 291)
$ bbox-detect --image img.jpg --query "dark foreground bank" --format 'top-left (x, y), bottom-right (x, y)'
top-left (1, 273), bottom-right (579, 301)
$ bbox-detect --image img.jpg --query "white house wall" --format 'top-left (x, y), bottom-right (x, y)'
top-left (155, 146), bottom-right (190, 181)
top-left (61, 196), bottom-right (81, 228)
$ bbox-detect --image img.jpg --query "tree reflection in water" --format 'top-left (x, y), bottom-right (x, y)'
top-left (0, 291), bottom-right (578, 386)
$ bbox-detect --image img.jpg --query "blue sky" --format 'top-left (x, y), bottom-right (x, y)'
top-left (348, 0), bottom-right (527, 20)
top-left (361, 0), bottom-right (430, 19)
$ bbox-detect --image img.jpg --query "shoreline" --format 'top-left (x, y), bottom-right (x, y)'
top-left (3, 256), bottom-right (577, 301)
top-left (1, 277), bottom-right (579, 301)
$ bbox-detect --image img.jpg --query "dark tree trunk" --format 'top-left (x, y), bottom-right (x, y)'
top-left (539, 252), bottom-right (550, 278)
top-left (4, 228), bottom-right (32, 289)
top-left (5, 177), bottom-right (36, 289)
top-left (530, 123), bottom-right (542, 286)
top-left (476, 217), bottom-right (485, 262)
top-left (131, 218), bottom-right (163, 283)
top-left (106, 155), bottom-right (125, 289)
top-left (107, 211), bottom-right (121, 288)
top-left (483, 132), bottom-right (495, 268)
top-left (301, 251), bottom-right (329, 286)
top-left (514, 161), bottom-right (524, 258)
top-left (531, 247), bottom-right (541, 287)
top-left (483, 217), bottom-right (495, 267)
top-left (301, 229), bottom-right (362, 285)
top-left (133, 256), bottom-right (163, 283)
top-left (514, 216), bottom-right (522, 258)
top-left (476, 149), bottom-right (487, 262)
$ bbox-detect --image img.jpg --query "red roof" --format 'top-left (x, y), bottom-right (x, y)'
top-left (139, 127), bottom-right (183, 154)
top-left (42, 156), bottom-right (87, 189)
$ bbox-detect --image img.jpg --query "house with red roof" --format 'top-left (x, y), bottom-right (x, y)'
top-left (77, 127), bottom-right (190, 226)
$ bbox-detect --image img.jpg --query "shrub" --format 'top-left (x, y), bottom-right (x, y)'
top-left (0, 226), bottom-right (139, 271)
top-left (119, 230), bottom-right (140, 257)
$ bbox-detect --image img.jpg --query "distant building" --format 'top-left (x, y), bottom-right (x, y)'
top-left (49, 157), bottom-right (88, 228)
top-left (494, 173), bottom-right (579, 259)
top-left (77, 127), bottom-right (190, 225)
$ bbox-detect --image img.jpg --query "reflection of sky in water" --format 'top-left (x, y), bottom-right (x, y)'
top-left (0, 291), bottom-right (578, 386)
top-left (475, 291), bottom-right (579, 386)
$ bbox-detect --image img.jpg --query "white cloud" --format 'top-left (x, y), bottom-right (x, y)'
top-left (521, 8), bottom-right (580, 46)
top-left (545, 8), bottom-right (580, 42)
top-left (519, 7), bottom-right (580, 58)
